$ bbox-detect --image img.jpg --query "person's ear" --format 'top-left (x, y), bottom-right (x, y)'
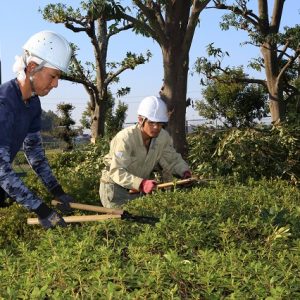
top-left (138, 116), bottom-right (143, 125)
top-left (26, 61), bottom-right (38, 73)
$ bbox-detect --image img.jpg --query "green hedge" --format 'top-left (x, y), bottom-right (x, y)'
top-left (1, 179), bottom-right (300, 299)
top-left (188, 123), bottom-right (300, 184)
top-left (1, 130), bottom-right (300, 298)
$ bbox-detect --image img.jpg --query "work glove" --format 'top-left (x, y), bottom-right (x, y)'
top-left (33, 202), bottom-right (67, 229)
top-left (50, 185), bottom-right (74, 215)
top-left (182, 170), bottom-right (192, 179)
top-left (139, 179), bottom-right (157, 194)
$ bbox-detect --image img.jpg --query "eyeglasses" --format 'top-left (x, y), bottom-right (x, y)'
top-left (147, 121), bottom-right (166, 127)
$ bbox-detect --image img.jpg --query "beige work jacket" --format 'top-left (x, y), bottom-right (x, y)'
top-left (101, 124), bottom-right (189, 191)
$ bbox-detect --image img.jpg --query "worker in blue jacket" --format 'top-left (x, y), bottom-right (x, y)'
top-left (0, 30), bottom-right (75, 229)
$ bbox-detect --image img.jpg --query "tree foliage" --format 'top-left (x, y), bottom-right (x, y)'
top-left (41, 109), bottom-right (59, 133)
top-left (105, 100), bottom-right (128, 138)
top-left (40, 0), bottom-right (151, 140)
top-left (198, 0), bottom-right (300, 124)
top-left (285, 77), bottom-right (300, 124)
top-left (196, 68), bottom-right (268, 127)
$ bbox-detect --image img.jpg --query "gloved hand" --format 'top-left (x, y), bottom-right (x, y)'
top-left (33, 202), bottom-right (67, 229)
top-left (139, 179), bottom-right (157, 194)
top-left (50, 185), bottom-right (74, 214)
top-left (182, 170), bottom-right (192, 179)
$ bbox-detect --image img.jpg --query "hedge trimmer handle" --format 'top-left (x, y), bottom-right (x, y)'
top-left (129, 177), bottom-right (198, 194)
top-left (50, 200), bottom-right (159, 225)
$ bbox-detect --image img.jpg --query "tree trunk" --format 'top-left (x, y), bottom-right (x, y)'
top-left (261, 42), bottom-right (285, 123)
top-left (90, 100), bottom-right (106, 143)
top-left (90, 18), bottom-right (108, 143)
top-left (90, 104), bottom-right (100, 143)
top-left (160, 47), bottom-right (189, 157)
top-left (268, 93), bottom-right (285, 123)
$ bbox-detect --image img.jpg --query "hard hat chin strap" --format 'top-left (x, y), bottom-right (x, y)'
top-left (138, 116), bottom-right (147, 128)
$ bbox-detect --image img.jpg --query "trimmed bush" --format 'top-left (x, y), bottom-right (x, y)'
top-left (1, 179), bottom-right (300, 298)
top-left (188, 123), bottom-right (300, 184)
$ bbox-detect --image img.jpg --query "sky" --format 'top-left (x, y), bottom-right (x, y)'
top-left (0, 1), bottom-right (299, 126)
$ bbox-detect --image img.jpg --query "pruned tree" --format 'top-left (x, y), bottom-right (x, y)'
top-left (196, 67), bottom-right (268, 127)
top-left (54, 103), bottom-right (77, 151)
top-left (197, 0), bottom-right (300, 124)
top-left (119, 0), bottom-right (210, 156)
top-left (41, 0), bottom-right (151, 141)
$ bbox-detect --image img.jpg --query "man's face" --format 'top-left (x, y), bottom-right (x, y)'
top-left (140, 117), bottom-right (164, 138)
top-left (29, 64), bottom-right (61, 96)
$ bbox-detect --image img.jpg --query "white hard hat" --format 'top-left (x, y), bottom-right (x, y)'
top-left (137, 96), bottom-right (168, 122)
top-left (23, 31), bottom-right (72, 72)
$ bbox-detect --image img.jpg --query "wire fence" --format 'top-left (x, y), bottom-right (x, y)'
top-left (125, 116), bottom-right (272, 133)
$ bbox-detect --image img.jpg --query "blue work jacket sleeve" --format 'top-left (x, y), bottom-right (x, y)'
top-left (0, 146), bottom-right (42, 210)
top-left (23, 132), bottom-right (59, 192)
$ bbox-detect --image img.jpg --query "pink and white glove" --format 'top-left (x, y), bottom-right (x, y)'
top-left (140, 179), bottom-right (157, 194)
top-left (182, 170), bottom-right (192, 179)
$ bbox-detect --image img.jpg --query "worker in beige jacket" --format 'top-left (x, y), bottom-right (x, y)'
top-left (99, 96), bottom-right (191, 208)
